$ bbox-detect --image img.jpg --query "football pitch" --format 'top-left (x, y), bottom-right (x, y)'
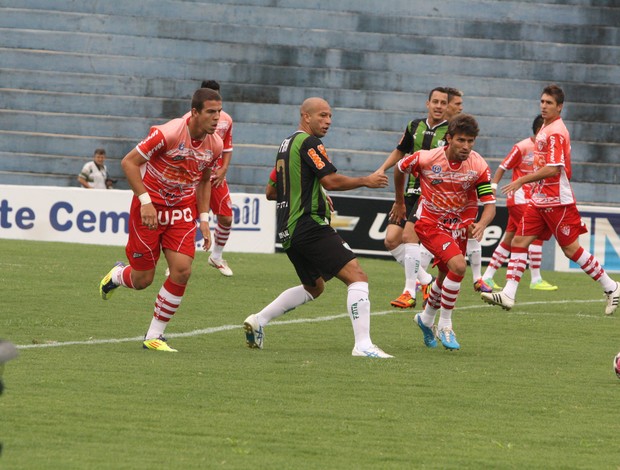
top-left (1, 239), bottom-right (619, 469)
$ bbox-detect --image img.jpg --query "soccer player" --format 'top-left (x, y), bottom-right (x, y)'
top-left (375, 87), bottom-right (450, 309)
top-left (482, 115), bottom-right (558, 291)
top-left (98, 88), bottom-right (224, 352)
top-left (394, 114), bottom-right (496, 350)
top-left (442, 87), bottom-right (492, 294)
top-left (199, 80), bottom-right (235, 276)
top-left (481, 84), bottom-right (620, 314)
top-left (243, 97), bottom-right (393, 358)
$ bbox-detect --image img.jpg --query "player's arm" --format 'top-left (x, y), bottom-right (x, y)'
top-left (197, 168), bottom-right (213, 251)
top-left (501, 165), bottom-right (560, 195)
top-left (390, 153), bottom-right (417, 223)
top-left (302, 138), bottom-right (388, 191)
top-left (320, 172), bottom-right (388, 191)
top-left (470, 166), bottom-right (496, 241)
top-left (266, 167), bottom-right (277, 201)
top-left (212, 150), bottom-right (231, 188)
top-left (375, 148), bottom-right (406, 175)
top-left (121, 147), bottom-right (158, 229)
top-left (471, 201), bottom-right (496, 242)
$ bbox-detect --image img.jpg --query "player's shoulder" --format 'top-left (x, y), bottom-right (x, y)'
top-left (468, 150), bottom-right (490, 167)
top-left (220, 110), bottom-right (233, 124)
top-left (408, 118), bottom-right (425, 130)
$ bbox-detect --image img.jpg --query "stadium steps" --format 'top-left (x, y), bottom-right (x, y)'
top-left (0, 0), bottom-right (618, 204)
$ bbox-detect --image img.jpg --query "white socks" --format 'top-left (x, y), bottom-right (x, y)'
top-left (255, 285), bottom-right (314, 326)
top-left (348, 281), bottom-right (373, 351)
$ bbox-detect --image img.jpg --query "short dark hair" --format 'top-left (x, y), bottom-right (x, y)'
top-left (428, 87), bottom-right (448, 101)
top-left (444, 87), bottom-right (463, 103)
top-left (201, 80), bottom-right (220, 91)
top-left (542, 84), bottom-right (564, 105)
top-left (191, 88), bottom-right (222, 111)
top-left (532, 114), bottom-right (544, 135)
top-left (93, 148), bottom-right (106, 156)
top-left (448, 113), bottom-right (479, 138)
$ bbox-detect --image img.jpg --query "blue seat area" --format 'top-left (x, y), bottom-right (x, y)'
top-left (0, 0), bottom-right (618, 205)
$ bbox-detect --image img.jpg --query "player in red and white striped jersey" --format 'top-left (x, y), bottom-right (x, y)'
top-left (482, 115), bottom-right (558, 291)
top-left (99, 88), bottom-right (224, 351)
top-left (394, 114), bottom-right (496, 350)
top-left (482, 84), bottom-right (620, 315)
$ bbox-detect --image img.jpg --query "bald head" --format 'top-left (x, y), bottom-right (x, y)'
top-left (299, 97), bottom-right (332, 138)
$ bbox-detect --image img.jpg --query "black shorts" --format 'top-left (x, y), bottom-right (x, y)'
top-left (286, 225), bottom-right (356, 287)
top-left (390, 195), bottom-right (420, 228)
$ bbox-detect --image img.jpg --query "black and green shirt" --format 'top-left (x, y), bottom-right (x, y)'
top-left (396, 118), bottom-right (448, 196)
top-left (274, 131), bottom-right (336, 249)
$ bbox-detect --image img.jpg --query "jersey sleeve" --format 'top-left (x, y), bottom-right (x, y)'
top-left (222, 122), bottom-right (233, 153)
top-left (268, 167), bottom-right (277, 187)
top-left (397, 151), bottom-right (420, 174)
top-left (475, 164), bottom-right (496, 204)
top-left (300, 135), bottom-right (337, 178)
top-left (395, 121), bottom-right (415, 153)
top-left (546, 132), bottom-right (566, 167)
top-left (500, 145), bottom-right (522, 171)
top-left (136, 126), bottom-right (167, 161)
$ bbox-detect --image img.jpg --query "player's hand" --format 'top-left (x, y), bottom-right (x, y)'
top-left (389, 201), bottom-right (407, 223)
top-left (469, 222), bottom-right (486, 242)
top-left (140, 203), bottom-right (158, 230)
top-left (212, 168), bottom-right (227, 188)
top-left (501, 180), bottom-right (522, 196)
top-left (326, 194), bottom-right (335, 212)
top-left (365, 172), bottom-right (389, 188)
top-left (200, 221), bottom-right (212, 251)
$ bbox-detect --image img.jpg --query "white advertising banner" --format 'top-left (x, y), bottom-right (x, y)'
top-left (0, 185), bottom-right (276, 253)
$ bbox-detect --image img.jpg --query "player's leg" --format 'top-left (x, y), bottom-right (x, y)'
top-left (469, 238), bottom-right (492, 293)
top-left (337, 258), bottom-right (393, 358)
top-left (100, 199), bottom-right (158, 299)
top-left (208, 182), bottom-right (234, 276)
top-left (391, 221), bottom-right (420, 309)
top-left (528, 239), bottom-right (557, 290)
top-left (142, 249), bottom-right (194, 352)
top-left (553, 207), bottom-right (620, 314)
top-left (244, 245), bottom-right (318, 349)
top-left (482, 205), bottom-right (546, 309)
top-left (483, 206), bottom-right (522, 290)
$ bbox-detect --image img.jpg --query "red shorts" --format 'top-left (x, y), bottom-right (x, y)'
top-left (506, 204), bottom-right (526, 233)
top-left (415, 218), bottom-right (468, 272)
top-left (517, 204), bottom-right (587, 247)
top-left (125, 197), bottom-right (197, 271)
top-left (210, 180), bottom-right (232, 217)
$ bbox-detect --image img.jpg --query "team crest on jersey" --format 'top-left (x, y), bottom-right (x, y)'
top-left (560, 225), bottom-right (571, 236)
top-left (179, 142), bottom-right (185, 151)
top-left (432, 165), bottom-right (442, 173)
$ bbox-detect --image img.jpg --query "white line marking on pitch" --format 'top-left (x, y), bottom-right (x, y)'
top-left (15, 298), bottom-right (609, 350)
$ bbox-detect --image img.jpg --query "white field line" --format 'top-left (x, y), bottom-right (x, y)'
top-left (15, 298), bottom-right (610, 350)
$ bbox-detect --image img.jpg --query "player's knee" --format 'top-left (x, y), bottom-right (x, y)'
top-left (450, 259), bottom-right (467, 277)
top-left (305, 280), bottom-right (324, 298)
top-left (384, 236), bottom-right (398, 251)
top-left (132, 272), bottom-right (155, 290)
top-left (169, 267), bottom-right (192, 285)
top-left (217, 215), bottom-right (232, 227)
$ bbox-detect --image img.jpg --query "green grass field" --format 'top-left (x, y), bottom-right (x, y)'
top-left (1, 239), bottom-right (619, 469)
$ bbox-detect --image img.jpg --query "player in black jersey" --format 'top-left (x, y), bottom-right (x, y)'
top-left (375, 87), bottom-right (449, 309)
top-left (244, 97), bottom-right (393, 358)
